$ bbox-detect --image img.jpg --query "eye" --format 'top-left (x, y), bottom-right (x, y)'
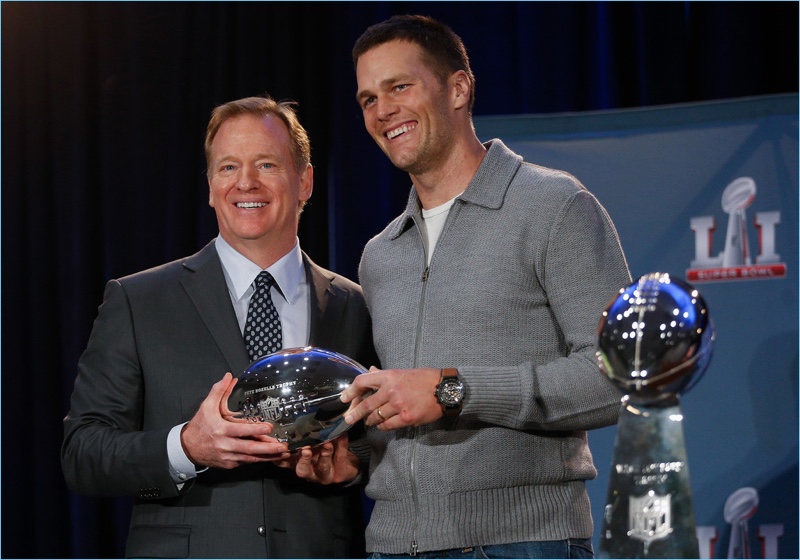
top-left (216, 163), bottom-right (237, 174)
top-left (395, 84), bottom-right (410, 93)
top-left (258, 162), bottom-right (274, 170)
top-left (362, 96), bottom-right (376, 109)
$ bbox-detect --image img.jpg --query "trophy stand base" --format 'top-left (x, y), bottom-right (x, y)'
top-left (598, 398), bottom-right (699, 559)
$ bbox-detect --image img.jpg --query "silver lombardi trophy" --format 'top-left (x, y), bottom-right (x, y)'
top-left (596, 272), bottom-right (715, 558)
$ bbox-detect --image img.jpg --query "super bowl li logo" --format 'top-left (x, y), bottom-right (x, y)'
top-left (686, 177), bottom-right (786, 283)
top-left (696, 487), bottom-right (785, 559)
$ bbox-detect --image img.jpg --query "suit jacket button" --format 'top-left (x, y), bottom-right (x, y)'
top-left (257, 525), bottom-right (266, 536)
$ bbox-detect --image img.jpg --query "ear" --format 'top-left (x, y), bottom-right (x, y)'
top-left (450, 70), bottom-right (471, 111)
top-left (299, 164), bottom-right (314, 202)
top-left (207, 176), bottom-right (216, 208)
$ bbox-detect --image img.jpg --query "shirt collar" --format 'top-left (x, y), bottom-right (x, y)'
top-left (215, 236), bottom-right (305, 304)
top-left (388, 139), bottom-right (521, 239)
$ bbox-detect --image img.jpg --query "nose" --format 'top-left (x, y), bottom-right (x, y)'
top-left (237, 166), bottom-right (259, 191)
top-left (376, 97), bottom-right (398, 121)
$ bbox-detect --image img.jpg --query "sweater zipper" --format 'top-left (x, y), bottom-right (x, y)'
top-left (409, 207), bottom-right (447, 555)
top-left (409, 404), bottom-right (421, 556)
top-left (408, 254), bottom-right (430, 556)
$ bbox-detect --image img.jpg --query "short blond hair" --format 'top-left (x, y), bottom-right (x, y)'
top-left (204, 95), bottom-right (311, 174)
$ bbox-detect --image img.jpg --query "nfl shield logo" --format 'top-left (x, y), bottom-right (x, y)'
top-left (629, 491), bottom-right (672, 543)
top-left (257, 396), bottom-right (283, 422)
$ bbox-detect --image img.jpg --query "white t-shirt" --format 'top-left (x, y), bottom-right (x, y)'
top-left (420, 194), bottom-right (461, 265)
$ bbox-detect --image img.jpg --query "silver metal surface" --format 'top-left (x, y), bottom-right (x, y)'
top-left (596, 273), bottom-right (715, 558)
top-left (227, 347), bottom-right (367, 451)
top-left (596, 272), bottom-right (714, 405)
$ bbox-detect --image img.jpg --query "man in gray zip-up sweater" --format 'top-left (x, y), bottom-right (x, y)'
top-left (299, 15), bottom-right (631, 558)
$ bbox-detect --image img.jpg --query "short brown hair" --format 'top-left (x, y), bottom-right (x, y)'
top-left (204, 95), bottom-right (311, 174)
top-left (352, 15), bottom-right (476, 113)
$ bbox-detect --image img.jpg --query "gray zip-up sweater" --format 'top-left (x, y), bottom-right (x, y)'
top-left (358, 139), bottom-right (632, 554)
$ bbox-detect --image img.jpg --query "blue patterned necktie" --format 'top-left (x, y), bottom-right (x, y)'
top-left (244, 271), bottom-right (283, 361)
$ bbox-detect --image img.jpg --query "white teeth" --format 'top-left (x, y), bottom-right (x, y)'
top-left (236, 202), bottom-right (266, 208)
top-left (387, 124), bottom-right (415, 139)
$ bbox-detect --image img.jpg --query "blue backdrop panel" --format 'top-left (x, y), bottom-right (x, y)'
top-left (475, 94), bottom-right (798, 558)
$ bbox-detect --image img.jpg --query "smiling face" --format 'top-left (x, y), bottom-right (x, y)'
top-left (356, 40), bottom-right (459, 176)
top-left (208, 113), bottom-right (312, 266)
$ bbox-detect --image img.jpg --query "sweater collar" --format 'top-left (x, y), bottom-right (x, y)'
top-left (387, 139), bottom-right (523, 239)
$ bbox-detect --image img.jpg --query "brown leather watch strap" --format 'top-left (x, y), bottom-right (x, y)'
top-left (441, 368), bottom-right (459, 379)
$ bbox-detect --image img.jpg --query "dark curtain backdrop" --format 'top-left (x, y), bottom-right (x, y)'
top-left (2, 2), bottom-right (797, 558)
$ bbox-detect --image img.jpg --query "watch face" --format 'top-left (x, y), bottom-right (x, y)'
top-left (438, 379), bottom-right (464, 407)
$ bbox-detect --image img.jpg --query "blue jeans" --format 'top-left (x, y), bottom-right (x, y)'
top-left (367, 538), bottom-right (594, 559)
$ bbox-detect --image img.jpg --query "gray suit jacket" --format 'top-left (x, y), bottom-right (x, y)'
top-left (62, 240), bottom-right (378, 558)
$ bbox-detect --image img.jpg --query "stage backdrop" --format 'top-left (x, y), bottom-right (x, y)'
top-left (475, 93), bottom-right (798, 559)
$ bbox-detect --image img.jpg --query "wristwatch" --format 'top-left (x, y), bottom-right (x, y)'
top-left (434, 368), bottom-right (465, 416)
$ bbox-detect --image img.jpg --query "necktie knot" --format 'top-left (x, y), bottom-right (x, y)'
top-left (255, 271), bottom-right (275, 290)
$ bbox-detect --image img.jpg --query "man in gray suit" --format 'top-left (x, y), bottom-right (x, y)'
top-left (62, 95), bottom-right (377, 558)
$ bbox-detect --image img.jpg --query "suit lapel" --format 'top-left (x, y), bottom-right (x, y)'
top-left (178, 246), bottom-right (346, 370)
top-left (304, 253), bottom-right (345, 349)
top-left (181, 242), bottom-right (251, 375)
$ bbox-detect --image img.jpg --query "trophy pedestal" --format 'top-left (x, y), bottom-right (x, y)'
top-left (599, 398), bottom-right (699, 559)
